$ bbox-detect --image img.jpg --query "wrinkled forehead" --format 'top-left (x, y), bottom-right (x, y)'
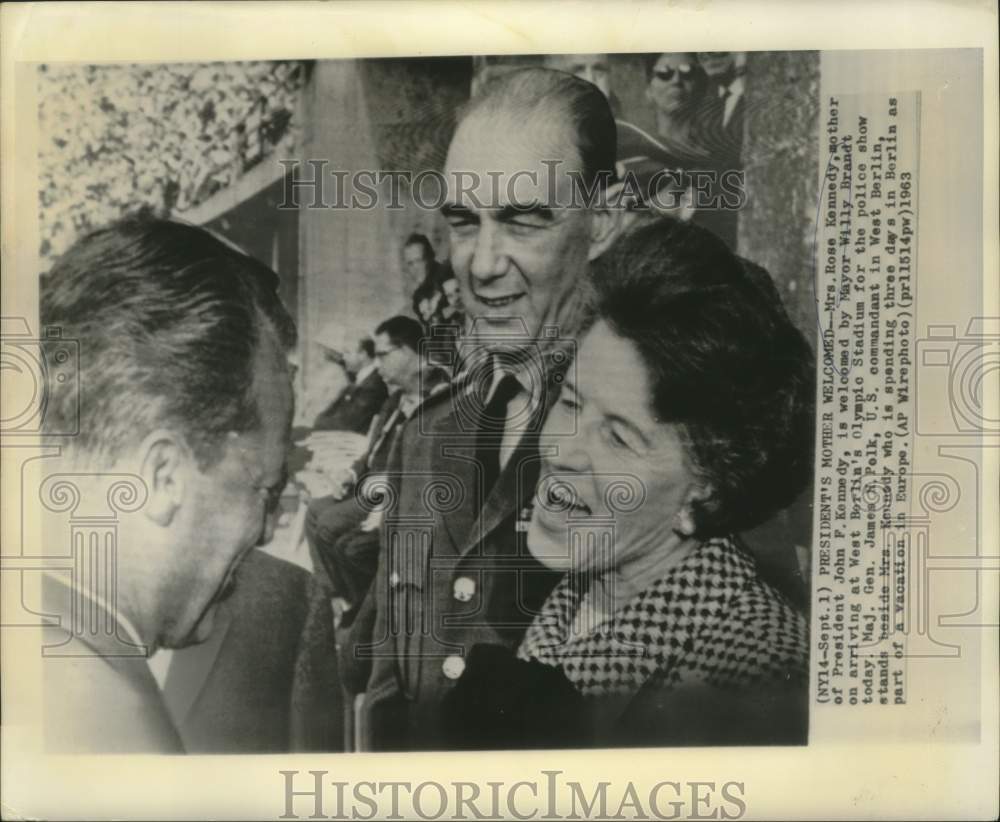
top-left (443, 109), bottom-right (584, 208)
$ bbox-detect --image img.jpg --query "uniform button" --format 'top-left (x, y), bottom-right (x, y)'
top-left (452, 576), bottom-right (476, 602)
top-left (442, 655), bottom-right (466, 680)
top-left (389, 571), bottom-right (401, 588)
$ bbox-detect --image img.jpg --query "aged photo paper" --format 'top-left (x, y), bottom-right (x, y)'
top-left (2, 1), bottom-right (997, 819)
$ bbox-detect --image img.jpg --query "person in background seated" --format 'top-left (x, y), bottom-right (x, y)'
top-left (421, 274), bottom-right (466, 367)
top-left (403, 232), bottom-right (450, 292)
top-left (305, 316), bottom-right (432, 622)
top-left (444, 217), bottom-right (814, 749)
top-left (312, 336), bottom-right (387, 434)
top-left (412, 279), bottom-right (445, 331)
top-left (437, 275), bottom-right (465, 327)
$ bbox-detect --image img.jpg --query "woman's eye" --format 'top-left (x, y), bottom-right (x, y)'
top-left (559, 395), bottom-right (580, 411)
top-left (606, 426), bottom-right (632, 451)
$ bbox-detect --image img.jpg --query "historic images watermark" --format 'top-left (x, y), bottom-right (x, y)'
top-left (275, 159), bottom-right (747, 213)
top-left (279, 770), bottom-right (748, 821)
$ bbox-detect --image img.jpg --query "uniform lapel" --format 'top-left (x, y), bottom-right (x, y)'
top-left (366, 394), bottom-right (402, 467)
top-left (465, 430), bottom-right (543, 556)
top-left (435, 407), bottom-right (481, 557)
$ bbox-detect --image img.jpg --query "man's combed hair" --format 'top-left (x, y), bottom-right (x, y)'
top-left (461, 67), bottom-right (617, 193)
top-left (358, 336), bottom-right (376, 360)
top-left (592, 217), bottom-right (815, 536)
top-left (40, 215), bottom-right (296, 468)
top-left (375, 315), bottom-right (425, 354)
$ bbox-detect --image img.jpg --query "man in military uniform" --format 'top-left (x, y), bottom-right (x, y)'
top-left (342, 67), bottom-right (623, 750)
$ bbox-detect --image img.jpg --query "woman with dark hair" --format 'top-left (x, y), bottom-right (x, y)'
top-left (644, 53), bottom-right (713, 169)
top-left (444, 218), bottom-right (814, 748)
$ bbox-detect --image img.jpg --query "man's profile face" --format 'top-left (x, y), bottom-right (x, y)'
top-left (442, 111), bottom-right (594, 351)
top-left (164, 330), bottom-right (293, 648)
top-left (403, 242), bottom-right (431, 285)
top-left (374, 331), bottom-right (419, 393)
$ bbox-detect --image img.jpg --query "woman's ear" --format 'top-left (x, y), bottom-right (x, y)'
top-left (673, 483), bottom-right (716, 537)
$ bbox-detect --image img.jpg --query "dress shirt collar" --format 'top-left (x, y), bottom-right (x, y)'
top-left (354, 361), bottom-right (378, 385)
top-left (43, 570), bottom-right (148, 652)
top-left (398, 393), bottom-right (419, 419)
top-left (485, 354), bottom-right (539, 405)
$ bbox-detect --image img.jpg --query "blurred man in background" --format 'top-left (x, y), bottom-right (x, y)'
top-left (312, 336), bottom-right (387, 434)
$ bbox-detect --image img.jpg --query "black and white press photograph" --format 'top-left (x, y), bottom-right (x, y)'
top-left (27, 47), bottom-right (819, 755)
top-left (1, 2), bottom-right (995, 820)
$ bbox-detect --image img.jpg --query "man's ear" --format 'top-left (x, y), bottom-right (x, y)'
top-left (586, 181), bottom-right (625, 262)
top-left (138, 430), bottom-right (189, 527)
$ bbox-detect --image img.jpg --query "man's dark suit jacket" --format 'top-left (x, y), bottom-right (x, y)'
top-left (342, 363), bottom-right (566, 751)
top-left (160, 549), bottom-right (341, 753)
top-left (313, 368), bottom-right (388, 434)
top-left (306, 390), bottom-right (409, 606)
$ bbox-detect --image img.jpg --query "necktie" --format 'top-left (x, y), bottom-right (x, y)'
top-left (476, 371), bottom-right (522, 494)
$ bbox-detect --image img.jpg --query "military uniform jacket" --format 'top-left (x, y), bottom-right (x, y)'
top-left (345, 366), bottom-right (564, 751)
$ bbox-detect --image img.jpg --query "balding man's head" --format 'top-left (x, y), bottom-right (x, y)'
top-left (459, 67), bottom-right (617, 197)
top-left (443, 68), bottom-right (621, 352)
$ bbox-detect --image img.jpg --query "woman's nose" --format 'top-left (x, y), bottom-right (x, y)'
top-left (551, 439), bottom-right (591, 476)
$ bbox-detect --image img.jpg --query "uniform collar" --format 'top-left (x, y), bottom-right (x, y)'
top-left (355, 362), bottom-right (378, 385)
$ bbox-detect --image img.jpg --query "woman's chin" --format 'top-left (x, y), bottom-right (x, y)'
top-left (526, 516), bottom-right (573, 572)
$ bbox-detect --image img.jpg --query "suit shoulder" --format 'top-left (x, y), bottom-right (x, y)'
top-left (416, 378), bottom-right (463, 416)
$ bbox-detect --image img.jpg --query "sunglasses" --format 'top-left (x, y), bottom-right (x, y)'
top-left (653, 64), bottom-right (694, 82)
top-left (374, 346), bottom-right (399, 360)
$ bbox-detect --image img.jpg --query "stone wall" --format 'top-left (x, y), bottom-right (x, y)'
top-left (738, 50), bottom-right (821, 344)
top-left (297, 58), bottom-right (470, 400)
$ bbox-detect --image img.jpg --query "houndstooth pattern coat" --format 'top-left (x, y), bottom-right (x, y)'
top-left (518, 537), bottom-right (809, 746)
